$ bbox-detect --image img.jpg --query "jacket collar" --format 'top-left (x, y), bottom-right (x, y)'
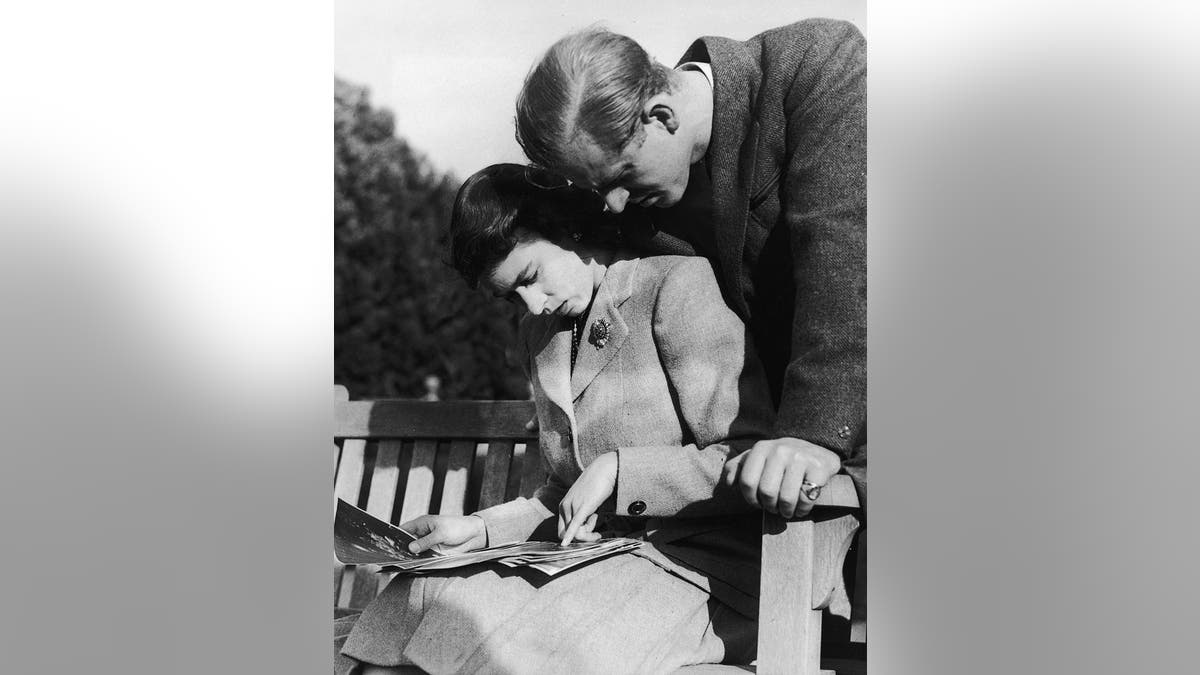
top-left (569, 258), bottom-right (637, 400)
top-left (526, 257), bottom-right (640, 413)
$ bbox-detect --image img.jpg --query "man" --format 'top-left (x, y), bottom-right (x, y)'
top-left (515, 19), bottom-right (866, 517)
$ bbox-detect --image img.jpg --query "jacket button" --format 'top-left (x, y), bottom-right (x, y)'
top-left (837, 425), bottom-right (852, 440)
top-left (627, 500), bottom-right (647, 516)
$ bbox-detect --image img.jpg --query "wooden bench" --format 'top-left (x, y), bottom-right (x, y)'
top-left (334, 386), bottom-right (864, 674)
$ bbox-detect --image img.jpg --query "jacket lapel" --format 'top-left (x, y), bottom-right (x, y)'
top-left (570, 259), bottom-right (637, 401)
top-left (528, 315), bottom-right (576, 429)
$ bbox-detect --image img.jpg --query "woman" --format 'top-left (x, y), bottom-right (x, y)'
top-left (336, 164), bottom-right (776, 674)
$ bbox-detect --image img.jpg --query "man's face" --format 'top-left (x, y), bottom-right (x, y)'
top-left (563, 121), bottom-right (692, 214)
top-left (483, 230), bottom-right (595, 318)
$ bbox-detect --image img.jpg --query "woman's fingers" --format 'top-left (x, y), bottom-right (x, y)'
top-left (559, 505), bottom-right (586, 546)
top-left (561, 509), bottom-right (603, 545)
top-left (409, 524), bottom-right (450, 554)
top-left (569, 513), bottom-right (601, 543)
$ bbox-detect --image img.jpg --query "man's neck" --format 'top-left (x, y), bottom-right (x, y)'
top-left (672, 69), bottom-right (713, 165)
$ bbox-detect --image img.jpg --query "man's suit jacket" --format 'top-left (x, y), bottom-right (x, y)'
top-left (475, 255), bottom-right (776, 617)
top-left (630, 19), bottom-right (867, 501)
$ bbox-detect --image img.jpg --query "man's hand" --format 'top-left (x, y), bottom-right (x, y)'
top-left (722, 437), bottom-right (841, 519)
top-left (558, 451), bottom-right (617, 545)
top-left (399, 514), bottom-right (488, 555)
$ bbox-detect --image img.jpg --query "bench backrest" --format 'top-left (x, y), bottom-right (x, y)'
top-left (333, 386), bottom-right (541, 610)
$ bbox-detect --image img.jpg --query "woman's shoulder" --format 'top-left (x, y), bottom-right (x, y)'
top-left (607, 255), bottom-right (724, 318)
top-left (614, 254), bottom-right (718, 286)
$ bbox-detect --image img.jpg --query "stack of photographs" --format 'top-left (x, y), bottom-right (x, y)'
top-left (336, 498), bottom-right (641, 577)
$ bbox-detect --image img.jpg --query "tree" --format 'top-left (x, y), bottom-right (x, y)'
top-left (335, 78), bottom-right (526, 400)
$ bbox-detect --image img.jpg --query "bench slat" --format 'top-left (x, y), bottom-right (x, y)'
top-left (438, 440), bottom-right (476, 516)
top-left (334, 442), bottom-right (345, 604)
top-left (519, 441), bottom-right (548, 497)
top-left (398, 440), bottom-right (439, 524)
top-left (366, 440), bottom-right (402, 521)
top-left (334, 438), bottom-right (368, 608)
top-left (477, 441), bottom-right (515, 510)
top-left (504, 443), bottom-right (528, 502)
top-left (337, 399), bottom-right (536, 439)
top-left (334, 438), bottom-right (367, 505)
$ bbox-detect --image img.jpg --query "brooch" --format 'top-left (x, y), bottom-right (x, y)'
top-left (588, 318), bottom-right (611, 350)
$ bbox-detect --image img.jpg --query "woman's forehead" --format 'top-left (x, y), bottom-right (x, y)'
top-left (485, 237), bottom-right (543, 290)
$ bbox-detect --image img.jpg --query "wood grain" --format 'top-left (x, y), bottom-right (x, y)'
top-left (336, 399), bottom-right (537, 440)
top-left (476, 441), bottom-right (514, 510)
top-left (438, 440), bottom-right (476, 516)
top-left (398, 440), bottom-right (438, 523)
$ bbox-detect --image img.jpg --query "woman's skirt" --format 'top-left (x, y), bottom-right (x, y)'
top-left (336, 552), bottom-right (755, 675)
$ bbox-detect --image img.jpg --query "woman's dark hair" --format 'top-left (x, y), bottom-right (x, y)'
top-left (449, 163), bottom-right (615, 288)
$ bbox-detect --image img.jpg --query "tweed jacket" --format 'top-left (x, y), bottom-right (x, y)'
top-left (475, 255), bottom-right (776, 617)
top-left (626, 20), bottom-right (867, 497)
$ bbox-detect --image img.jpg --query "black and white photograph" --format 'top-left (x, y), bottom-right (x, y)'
top-left (6, 2), bottom-right (1198, 674)
top-left (334, 2), bottom-right (866, 673)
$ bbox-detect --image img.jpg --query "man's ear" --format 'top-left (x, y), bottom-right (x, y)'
top-left (641, 98), bottom-right (679, 134)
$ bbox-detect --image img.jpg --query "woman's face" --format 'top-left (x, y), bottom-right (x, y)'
top-left (484, 229), bottom-right (595, 318)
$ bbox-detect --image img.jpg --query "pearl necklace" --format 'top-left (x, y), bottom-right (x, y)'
top-left (569, 315), bottom-right (586, 372)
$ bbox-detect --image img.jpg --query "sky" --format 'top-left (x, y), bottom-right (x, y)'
top-left (335, 0), bottom-right (865, 180)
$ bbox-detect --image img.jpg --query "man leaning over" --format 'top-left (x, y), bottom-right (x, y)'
top-left (514, 19), bottom-right (867, 517)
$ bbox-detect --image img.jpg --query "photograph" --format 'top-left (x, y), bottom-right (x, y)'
top-left (6, 2), bottom-right (1198, 674)
top-left (334, 2), bottom-right (866, 673)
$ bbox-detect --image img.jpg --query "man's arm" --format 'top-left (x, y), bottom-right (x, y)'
top-left (776, 19), bottom-right (867, 456)
top-left (726, 21), bottom-right (867, 518)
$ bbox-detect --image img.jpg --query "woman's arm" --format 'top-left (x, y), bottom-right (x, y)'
top-left (614, 256), bottom-right (777, 518)
top-left (472, 319), bottom-right (571, 546)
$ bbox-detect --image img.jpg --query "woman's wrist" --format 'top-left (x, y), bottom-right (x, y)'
top-left (468, 514), bottom-right (489, 549)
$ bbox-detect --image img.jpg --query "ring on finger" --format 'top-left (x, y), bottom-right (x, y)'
top-left (801, 480), bottom-right (824, 501)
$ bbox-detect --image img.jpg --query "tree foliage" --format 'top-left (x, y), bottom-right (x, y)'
top-left (335, 78), bottom-right (527, 400)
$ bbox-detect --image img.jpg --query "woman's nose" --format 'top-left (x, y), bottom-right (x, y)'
top-left (515, 287), bottom-right (544, 315)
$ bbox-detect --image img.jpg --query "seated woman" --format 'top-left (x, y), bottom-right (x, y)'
top-left (336, 164), bottom-right (776, 675)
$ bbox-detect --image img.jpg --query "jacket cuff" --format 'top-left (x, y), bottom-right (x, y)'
top-left (473, 497), bottom-right (554, 546)
top-left (615, 445), bottom-right (723, 518)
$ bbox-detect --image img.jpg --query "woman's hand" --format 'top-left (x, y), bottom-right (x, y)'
top-left (399, 514), bottom-right (488, 555)
top-left (558, 451), bottom-right (618, 546)
top-left (722, 437), bottom-right (841, 519)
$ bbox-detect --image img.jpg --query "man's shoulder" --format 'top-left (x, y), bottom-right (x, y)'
top-left (754, 18), bottom-right (863, 45)
top-left (687, 19), bottom-right (864, 98)
top-left (692, 18), bottom-right (861, 51)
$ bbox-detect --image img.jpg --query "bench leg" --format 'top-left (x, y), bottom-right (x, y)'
top-left (757, 513), bottom-right (861, 675)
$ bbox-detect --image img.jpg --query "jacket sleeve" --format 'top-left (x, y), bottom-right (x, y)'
top-left (774, 20), bottom-right (867, 457)
top-left (613, 257), bottom-right (776, 518)
top-left (472, 485), bottom-right (565, 546)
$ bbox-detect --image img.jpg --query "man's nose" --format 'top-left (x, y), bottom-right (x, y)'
top-left (603, 188), bottom-right (629, 214)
